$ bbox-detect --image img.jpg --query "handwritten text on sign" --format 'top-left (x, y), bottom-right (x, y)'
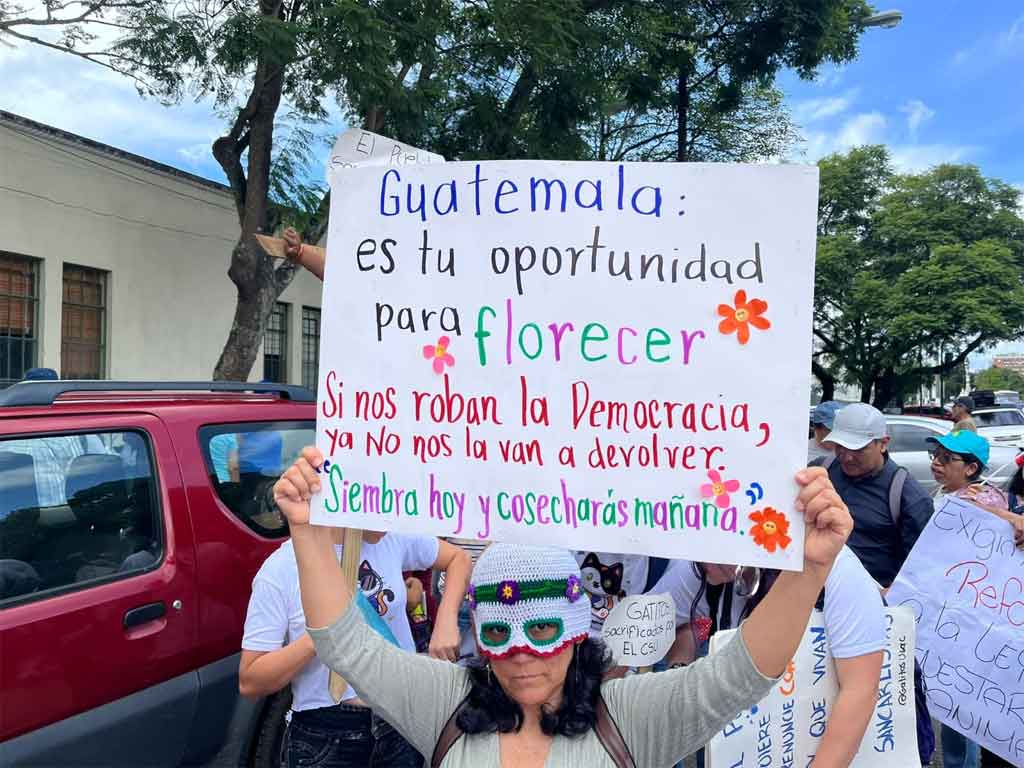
top-left (313, 161), bottom-right (818, 568)
top-left (707, 607), bottom-right (918, 767)
top-left (888, 497), bottom-right (1024, 766)
top-left (601, 593), bottom-right (676, 667)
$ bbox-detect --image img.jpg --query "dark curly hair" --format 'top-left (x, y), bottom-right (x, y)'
top-left (457, 638), bottom-right (612, 737)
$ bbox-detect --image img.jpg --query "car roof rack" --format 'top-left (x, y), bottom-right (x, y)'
top-left (0, 380), bottom-right (317, 407)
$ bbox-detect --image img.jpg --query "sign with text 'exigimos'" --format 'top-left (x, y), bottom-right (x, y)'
top-left (312, 160), bottom-right (818, 569)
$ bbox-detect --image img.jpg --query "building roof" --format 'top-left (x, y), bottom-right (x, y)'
top-left (0, 109), bottom-right (231, 195)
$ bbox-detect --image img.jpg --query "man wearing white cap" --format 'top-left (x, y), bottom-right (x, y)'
top-left (819, 402), bottom-right (934, 588)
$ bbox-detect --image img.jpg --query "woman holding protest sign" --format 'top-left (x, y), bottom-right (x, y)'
top-left (927, 431), bottom-right (1024, 547)
top-left (274, 450), bottom-right (852, 767)
top-left (927, 431), bottom-right (1024, 768)
top-left (653, 550), bottom-right (886, 767)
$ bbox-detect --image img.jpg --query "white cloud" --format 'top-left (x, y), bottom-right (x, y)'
top-left (177, 143), bottom-right (213, 166)
top-left (888, 143), bottom-right (977, 172)
top-left (814, 66), bottom-right (845, 89)
top-left (1000, 15), bottom-right (1024, 50)
top-left (900, 99), bottom-right (935, 138)
top-left (793, 88), bottom-right (859, 124)
top-left (950, 15), bottom-right (1024, 70)
top-left (0, 42), bottom-right (229, 179)
top-left (796, 110), bottom-right (975, 172)
top-left (836, 112), bottom-right (887, 147)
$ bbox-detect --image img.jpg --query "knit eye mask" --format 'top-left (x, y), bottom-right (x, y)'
top-left (468, 544), bottom-right (591, 659)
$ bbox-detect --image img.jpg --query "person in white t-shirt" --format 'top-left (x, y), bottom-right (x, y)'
top-left (240, 531), bottom-right (471, 768)
top-left (653, 547), bottom-right (886, 768)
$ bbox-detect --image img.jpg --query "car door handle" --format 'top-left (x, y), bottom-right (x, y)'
top-left (124, 601), bottom-right (166, 629)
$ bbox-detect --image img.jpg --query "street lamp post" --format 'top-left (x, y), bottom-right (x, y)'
top-left (862, 10), bottom-right (903, 29)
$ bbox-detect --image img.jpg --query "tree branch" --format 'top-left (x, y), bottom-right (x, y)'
top-left (906, 334), bottom-right (992, 376)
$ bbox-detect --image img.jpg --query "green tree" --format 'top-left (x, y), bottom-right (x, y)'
top-left (3, 0), bottom-right (876, 381)
top-left (813, 147), bottom-right (1024, 407)
top-left (974, 366), bottom-right (1024, 396)
top-left (575, 0), bottom-right (871, 163)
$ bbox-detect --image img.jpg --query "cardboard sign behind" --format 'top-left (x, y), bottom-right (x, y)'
top-left (313, 160), bottom-right (818, 569)
top-left (601, 593), bottom-right (677, 666)
top-left (888, 496), bottom-right (1024, 766)
top-left (707, 607), bottom-right (918, 767)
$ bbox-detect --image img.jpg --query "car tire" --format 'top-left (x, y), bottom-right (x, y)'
top-left (251, 689), bottom-right (292, 768)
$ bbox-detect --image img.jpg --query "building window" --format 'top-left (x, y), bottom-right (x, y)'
top-left (62, 265), bottom-right (107, 379)
top-left (263, 302), bottom-right (289, 383)
top-left (301, 307), bottom-right (320, 391)
top-left (0, 254), bottom-right (39, 386)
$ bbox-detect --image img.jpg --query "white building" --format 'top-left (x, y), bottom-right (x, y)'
top-left (0, 110), bottom-right (323, 387)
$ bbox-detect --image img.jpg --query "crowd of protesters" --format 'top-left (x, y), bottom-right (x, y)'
top-left (237, 231), bottom-right (1024, 768)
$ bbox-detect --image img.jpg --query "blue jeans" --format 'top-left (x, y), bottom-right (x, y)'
top-left (286, 704), bottom-right (423, 768)
top-left (941, 724), bottom-right (980, 768)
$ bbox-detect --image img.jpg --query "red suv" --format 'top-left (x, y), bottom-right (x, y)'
top-left (0, 381), bottom-right (315, 767)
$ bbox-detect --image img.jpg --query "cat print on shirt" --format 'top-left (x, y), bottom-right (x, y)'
top-left (358, 560), bottom-right (396, 615)
top-left (580, 552), bottom-right (625, 623)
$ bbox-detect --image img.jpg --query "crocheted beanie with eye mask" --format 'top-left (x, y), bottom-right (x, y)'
top-left (467, 543), bottom-right (590, 660)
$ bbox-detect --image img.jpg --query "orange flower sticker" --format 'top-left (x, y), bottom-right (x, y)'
top-left (718, 289), bottom-right (770, 345)
top-left (749, 507), bottom-right (792, 553)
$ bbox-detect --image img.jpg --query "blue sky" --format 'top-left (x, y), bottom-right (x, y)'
top-left (1, 1), bottom-right (1021, 364)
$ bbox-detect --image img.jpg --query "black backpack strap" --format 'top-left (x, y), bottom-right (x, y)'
top-left (814, 587), bottom-right (826, 611)
top-left (595, 692), bottom-right (636, 768)
top-left (644, 557), bottom-right (669, 592)
top-left (888, 467), bottom-right (908, 526)
top-left (431, 698), bottom-right (469, 768)
top-left (433, 692), bottom-right (636, 768)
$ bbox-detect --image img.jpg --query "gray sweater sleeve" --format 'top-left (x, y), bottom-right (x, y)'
top-left (308, 600), bottom-right (471, 758)
top-left (602, 623), bottom-right (779, 767)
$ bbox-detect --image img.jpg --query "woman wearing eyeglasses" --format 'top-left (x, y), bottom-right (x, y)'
top-left (926, 430), bottom-right (1024, 768)
top-left (926, 431), bottom-right (1024, 547)
top-left (651, 550), bottom-right (886, 768)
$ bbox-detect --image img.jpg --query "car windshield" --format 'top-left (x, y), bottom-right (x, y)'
top-left (975, 410), bottom-right (1024, 427)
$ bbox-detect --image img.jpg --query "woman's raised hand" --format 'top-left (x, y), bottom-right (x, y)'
top-left (273, 446), bottom-right (324, 528)
top-left (795, 467), bottom-right (852, 571)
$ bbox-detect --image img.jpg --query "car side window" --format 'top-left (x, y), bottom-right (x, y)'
top-left (0, 431), bottom-right (161, 605)
top-left (888, 424), bottom-right (935, 453)
top-left (200, 421), bottom-right (314, 538)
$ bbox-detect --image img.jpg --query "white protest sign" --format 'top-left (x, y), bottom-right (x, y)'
top-left (707, 607), bottom-right (918, 768)
top-left (328, 128), bottom-right (445, 180)
top-left (312, 160), bottom-right (818, 569)
top-left (888, 496), bottom-right (1024, 766)
top-left (601, 593), bottom-right (676, 666)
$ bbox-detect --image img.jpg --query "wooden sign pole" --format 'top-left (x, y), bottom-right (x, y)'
top-left (329, 527), bottom-right (364, 702)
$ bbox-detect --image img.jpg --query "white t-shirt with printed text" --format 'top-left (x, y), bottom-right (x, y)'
top-left (242, 534), bottom-right (439, 710)
top-left (652, 546), bottom-right (886, 659)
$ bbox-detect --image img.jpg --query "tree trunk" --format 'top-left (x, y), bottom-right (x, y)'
top-left (872, 368), bottom-right (900, 411)
top-left (212, 22), bottom-right (291, 381)
top-left (676, 61), bottom-right (690, 162)
top-left (812, 361), bottom-right (835, 402)
top-left (860, 380), bottom-right (873, 404)
top-left (214, 259), bottom-right (280, 381)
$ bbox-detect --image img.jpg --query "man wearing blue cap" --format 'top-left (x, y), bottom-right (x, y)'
top-left (808, 401), bottom-right (843, 464)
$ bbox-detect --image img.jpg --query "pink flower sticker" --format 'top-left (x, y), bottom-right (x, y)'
top-left (700, 469), bottom-right (741, 508)
top-left (422, 335), bottom-right (455, 374)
